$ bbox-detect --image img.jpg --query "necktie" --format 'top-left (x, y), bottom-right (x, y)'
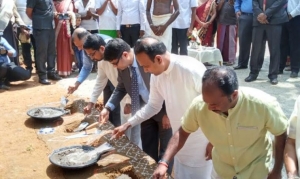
top-left (130, 66), bottom-right (140, 115)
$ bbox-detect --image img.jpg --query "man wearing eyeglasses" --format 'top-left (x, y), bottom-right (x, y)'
top-left (98, 38), bottom-right (173, 174)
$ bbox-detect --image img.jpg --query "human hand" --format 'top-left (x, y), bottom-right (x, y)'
top-left (205, 142), bottom-right (213, 160)
top-left (139, 30), bottom-right (145, 37)
top-left (150, 25), bottom-right (159, 35)
top-left (86, 10), bottom-right (92, 19)
top-left (202, 22), bottom-right (209, 28)
top-left (288, 14), bottom-right (293, 20)
top-left (67, 85), bottom-right (78, 94)
top-left (267, 170), bottom-right (281, 179)
top-left (124, 103), bottom-right (131, 114)
top-left (84, 102), bottom-right (94, 115)
top-left (152, 164), bottom-right (168, 179)
top-left (70, 48), bottom-right (74, 55)
top-left (156, 25), bottom-right (167, 36)
top-left (257, 13), bottom-right (268, 24)
top-left (236, 11), bottom-right (241, 19)
top-left (187, 28), bottom-right (193, 37)
top-left (162, 115), bottom-right (171, 129)
top-left (117, 30), bottom-right (122, 38)
top-left (99, 108), bottom-right (110, 124)
top-left (111, 123), bottom-right (131, 140)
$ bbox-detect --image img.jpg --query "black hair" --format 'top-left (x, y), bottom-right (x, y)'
top-left (83, 34), bottom-right (106, 50)
top-left (202, 66), bottom-right (239, 96)
top-left (134, 36), bottom-right (167, 62)
top-left (104, 38), bottom-right (130, 62)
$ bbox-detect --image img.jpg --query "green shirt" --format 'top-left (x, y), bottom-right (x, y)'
top-left (182, 87), bottom-right (288, 179)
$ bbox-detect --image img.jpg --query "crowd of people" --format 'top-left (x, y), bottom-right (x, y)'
top-left (1, 0), bottom-right (300, 178)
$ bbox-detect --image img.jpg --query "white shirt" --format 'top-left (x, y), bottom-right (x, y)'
top-left (15, 0), bottom-right (32, 25)
top-left (172, 0), bottom-right (198, 29)
top-left (90, 60), bottom-right (131, 106)
top-left (96, 0), bottom-right (118, 30)
top-left (75, 0), bottom-right (99, 30)
top-left (128, 54), bottom-right (210, 167)
top-left (288, 0), bottom-right (300, 17)
top-left (116, 0), bottom-right (146, 30)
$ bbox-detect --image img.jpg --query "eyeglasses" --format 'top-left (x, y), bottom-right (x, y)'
top-left (87, 50), bottom-right (97, 59)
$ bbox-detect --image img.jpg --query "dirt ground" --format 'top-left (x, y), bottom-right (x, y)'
top-left (0, 71), bottom-right (69, 179)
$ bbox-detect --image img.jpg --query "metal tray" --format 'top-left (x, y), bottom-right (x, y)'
top-left (49, 145), bottom-right (101, 169)
top-left (27, 107), bottom-right (67, 120)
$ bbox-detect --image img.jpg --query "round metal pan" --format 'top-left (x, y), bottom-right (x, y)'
top-left (49, 145), bottom-right (101, 169)
top-left (27, 107), bottom-right (67, 120)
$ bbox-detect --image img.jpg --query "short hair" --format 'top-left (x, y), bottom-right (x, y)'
top-left (83, 34), bottom-right (106, 50)
top-left (202, 66), bottom-right (239, 96)
top-left (104, 38), bottom-right (131, 62)
top-left (134, 36), bottom-right (167, 62)
top-left (72, 28), bottom-right (90, 41)
top-left (75, 13), bottom-right (81, 18)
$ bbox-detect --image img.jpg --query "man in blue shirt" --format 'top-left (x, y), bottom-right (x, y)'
top-left (233, 0), bottom-right (266, 70)
top-left (67, 28), bottom-right (121, 127)
top-left (0, 33), bottom-right (31, 89)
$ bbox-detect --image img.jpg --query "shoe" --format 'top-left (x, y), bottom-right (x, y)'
top-left (0, 84), bottom-right (10, 90)
top-left (270, 78), bottom-right (278, 85)
top-left (285, 66), bottom-right (291, 71)
top-left (39, 79), bottom-right (51, 85)
top-left (224, 62), bottom-right (234, 66)
top-left (234, 65), bottom-right (247, 70)
top-left (290, 72), bottom-right (298, 78)
top-left (245, 75), bottom-right (257, 82)
top-left (48, 73), bottom-right (62, 81)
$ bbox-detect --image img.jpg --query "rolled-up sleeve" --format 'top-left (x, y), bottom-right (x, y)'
top-left (2, 38), bottom-right (17, 57)
top-left (181, 98), bottom-right (201, 134)
top-left (77, 52), bottom-right (93, 83)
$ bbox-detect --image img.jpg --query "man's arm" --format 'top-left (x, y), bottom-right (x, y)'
top-left (153, 127), bottom-right (190, 178)
top-left (139, 0), bottom-right (146, 33)
top-left (264, 0), bottom-right (287, 18)
top-left (116, 0), bottom-right (122, 37)
top-left (26, 8), bottom-right (33, 20)
top-left (252, 0), bottom-right (264, 15)
top-left (187, 6), bottom-right (197, 36)
top-left (284, 138), bottom-right (299, 178)
top-left (26, 0), bottom-right (35, 20)
top-left (2, 37), bottom-right (17, 57)
top-left (269, 132), bottom-right (287, 178)
top-left (234, 0), bottom-right (242, 13)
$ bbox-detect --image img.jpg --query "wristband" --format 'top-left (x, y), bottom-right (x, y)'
top-left (158, 161), bottom-right (168, 168)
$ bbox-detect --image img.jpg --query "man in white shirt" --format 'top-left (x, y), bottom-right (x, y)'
top-left (111, 36), bottom-right (212, 178)
top-left (96, 0), bottom-right (118, 38)
top-left (116, 0), bottom-right (147, 47)
top-left (171, 0), bottom-right (197, 55)
top-left (279, 0), bottom-right (300, 78)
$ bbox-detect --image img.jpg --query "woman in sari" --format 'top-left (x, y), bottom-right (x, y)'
top-left (194, 0), bottom-right (217, 47)
top-left (53, 0), bottom-right (75, 77)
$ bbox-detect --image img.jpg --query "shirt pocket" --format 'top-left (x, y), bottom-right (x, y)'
top-left (236, 125), bottom-right (260, 147)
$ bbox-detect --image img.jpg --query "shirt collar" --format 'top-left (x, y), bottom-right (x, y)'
top-left (131, 56), bottom-right (138, 68)
top-left (228, 90), bottom-right (243, 113)
top-left (163, 57), bottom-right (175, 75)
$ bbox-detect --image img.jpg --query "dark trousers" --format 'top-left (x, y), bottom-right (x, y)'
top-left (0, 62), bottom-right (31, 82)
top-left (141, 117), bottom-right (173, 174)
top-left (279, 22), bottom-right (290, 71)
top-left (103, 80), bottom-right (121, 127)
top-left (280, 16), bottom-right (300, 73)
top-left (3, 21), bottom-right (19, 65)
top-left (120, 24), bottom-right (140, 47)
top-left (33, 29), bottom-right (56, 80)
top-left (171, 28), bottom-right (188, 55)
top-left (237, 14), bottom-right (266, 68)
top-left (250, 24), bottom-right (282, 79)
top-left (21, 34), bottom-right (36, 71)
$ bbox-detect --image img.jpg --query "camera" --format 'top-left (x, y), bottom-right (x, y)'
top-left (58, 13), bottom-right (70, 20)
top-left (0, 45), bottom-right (7, 56)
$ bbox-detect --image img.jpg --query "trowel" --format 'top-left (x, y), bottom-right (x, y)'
top-left (60, 94), bottom-right (70, 108)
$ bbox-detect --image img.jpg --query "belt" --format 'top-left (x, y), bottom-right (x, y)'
top-left (241, 12), bottom-right (253, 16)
top-left (121, 24), bottom-right (140, 28)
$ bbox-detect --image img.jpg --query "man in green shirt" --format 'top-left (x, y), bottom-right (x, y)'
top-left (153, 66), bottom-right (288, 179)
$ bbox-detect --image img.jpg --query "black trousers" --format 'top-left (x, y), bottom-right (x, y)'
top-left (21, 34), bottom-right (36, 71)
top-left (120, 24), bottom-right (140, 47)
top-left (171, 28), bottom-right (188, 55)
top-left (0, 62), bottom-right (31, 82)
top-left (140, 117), bottom-right (173, 174)
top-left (33, 29), bottom-right (56, 80)
top-left (279, 22), bottom-right (290, 71)
top-left (250, 24), bottom-right (282, 79)
top-left (103, 80), bottom-right (121, 127)
top-left (237, 14), bottom-right (266, 68)
top-left (280, 16), bottom-right (300, 73)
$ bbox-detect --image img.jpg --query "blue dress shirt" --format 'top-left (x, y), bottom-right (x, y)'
top-left (76, 33), bottom-right (112, 83)
top-left (234, 0), bottom-right (253, 13)
top-left (0, 37), bottom-right (16, 63)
